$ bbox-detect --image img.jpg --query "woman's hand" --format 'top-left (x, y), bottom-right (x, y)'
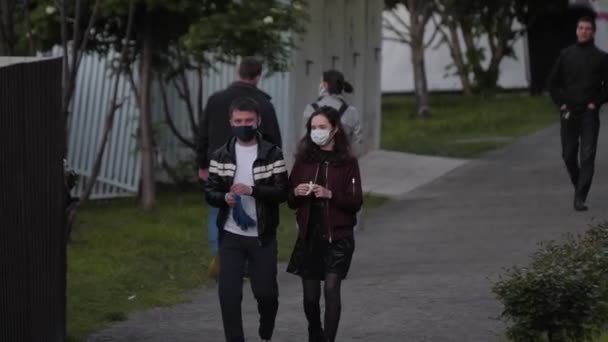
top-left (294, 183), bottom-right (314, 197)
top-left (313, 185), bottom-right (332, 199)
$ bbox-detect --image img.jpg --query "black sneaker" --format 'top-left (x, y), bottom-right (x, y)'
top-left (574, 198), bottom-right (588, 211)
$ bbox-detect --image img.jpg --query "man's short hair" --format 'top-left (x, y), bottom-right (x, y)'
top-left (238, 57), bottom-right (263, 80)
top-left (229, 97), bottom-right (260, 117)
top-left (578, 16), bottom-right (596, 32)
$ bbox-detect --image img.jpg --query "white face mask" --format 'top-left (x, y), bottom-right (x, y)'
top-left (310, 129), bottom-right (332, 146)
top-left (318, 82), bottom-right (327, 96)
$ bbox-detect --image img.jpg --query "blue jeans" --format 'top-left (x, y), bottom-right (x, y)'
top-left (208, 205), bottom-right (219, 255)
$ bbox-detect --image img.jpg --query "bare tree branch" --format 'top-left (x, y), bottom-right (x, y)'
top-left (431, 15), bottom-right (454, 51)
top-left (68, 0), bottom-right (137, 233)
top-left (126, 66), bottom-right (141, 105)
top-left (59, 0), bottom-right (70, 112)
top-left (74, 0), bottom-right (100, 75)
top-left (388, 9), bottom-right (410, 32)
top-left (174, 46), bottom-right (198, 138)
top-left (424, 17), bottom-right (441, 49)
top-left (383, 36), bottom-right (409, 44)
top-left (70, 0), bottom-right (82, 82)
top-left (196, 67), bottom-right (204, 122)
top-left (159, 79), bottom-right (196, 149)
top-left (383, 17), bottom-right (411, 44)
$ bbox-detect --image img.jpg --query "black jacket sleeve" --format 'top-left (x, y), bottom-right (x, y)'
top-left (196, 99), bottom-right (212, 169)
top-left (331, 161), bottom-right (363, 214)
top-left (593, 53), bottom-right (608, 107)
top-left (251, 149), bottom-right (289, 204)
top-left (547, 53), bottom-right (565, 107)
top-left (261, 103), bottom-right (283, 148)
top-left (204, 154), bottom-right (229, 208)
top-left (287, 159), bottom-right (305, 209)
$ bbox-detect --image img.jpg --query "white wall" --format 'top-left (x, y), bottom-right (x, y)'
top-left (592, 0), bottom-right (608, 51)
top-left (381, 6), bottom-right (530, 93)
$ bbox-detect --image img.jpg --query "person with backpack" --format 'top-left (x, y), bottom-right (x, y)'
top-left (303, 70), bottom-right (363, 157)
top-left (205, 97), bottom-right (288, 342)
top-left (287, 106), bottom-right (363, 342)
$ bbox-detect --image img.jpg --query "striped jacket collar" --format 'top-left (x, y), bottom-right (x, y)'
top-left (224, 133), bottom-right (277, 162)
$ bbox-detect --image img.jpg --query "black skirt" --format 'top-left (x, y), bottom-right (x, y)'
top-left (286, 223), bottom-right (355, 280)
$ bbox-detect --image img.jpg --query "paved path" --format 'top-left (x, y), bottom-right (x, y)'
top-left (90, 116), bottom-right (608, 341)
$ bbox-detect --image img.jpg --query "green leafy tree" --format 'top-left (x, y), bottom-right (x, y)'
top-left (22, 0), bottom-right (307, 210)
top-left (434, 0), bottom-right (568, 93)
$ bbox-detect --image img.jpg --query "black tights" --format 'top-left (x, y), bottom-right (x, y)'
top-left (303, 273), bottom-right (342, 342)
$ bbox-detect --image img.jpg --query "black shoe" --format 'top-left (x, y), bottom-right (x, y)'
top-left (574, 198), bottom-right (588, 211)
top-left (308, 327), bottom-right (325, 342)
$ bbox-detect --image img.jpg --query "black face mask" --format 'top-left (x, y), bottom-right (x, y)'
top-left (232, 125), bottom-right (257, 142)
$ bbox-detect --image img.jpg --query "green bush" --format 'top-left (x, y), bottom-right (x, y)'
top-left (493, 223), bottom-right (608, 342)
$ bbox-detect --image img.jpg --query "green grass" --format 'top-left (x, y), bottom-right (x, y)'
top-left (381, 93), bottom-right (557, 158)
top-left (68, 191), bottom-right (386, 341)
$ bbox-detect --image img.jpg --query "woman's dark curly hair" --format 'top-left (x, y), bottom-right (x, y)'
top-left (296, 106), bottom-right (352, 162)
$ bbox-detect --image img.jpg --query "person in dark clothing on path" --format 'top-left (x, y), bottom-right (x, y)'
top-left (204, 98), bottom-right (288, 342)
top-left (197, 57), bottom-right (283, 274)
top-left (547, 16), bottom-right (608, 211)
top-left (287, 106), bottom-right (363, 342)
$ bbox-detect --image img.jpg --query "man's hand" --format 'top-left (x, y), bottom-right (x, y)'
top-left (313, 185), bottom-right (332, 199)
top-left (560, 104), bottom-right (568, 111)
top-left (225, 192), bottom-right (237, 207)
top-left (198, 168), bottom-right (209, 181)
top-left (588, 102), bottom-right (597, 110)
top-left (231, 183), bottom-right (252, 195)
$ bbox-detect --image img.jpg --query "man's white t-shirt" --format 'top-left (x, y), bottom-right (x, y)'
top-left (224, 143), bottom-right (259, 237)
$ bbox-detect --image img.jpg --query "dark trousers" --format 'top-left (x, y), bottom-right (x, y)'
top-left (218, 231), bottom-right (278, 342)
top-left (560, 108), bottom-right (600, 201)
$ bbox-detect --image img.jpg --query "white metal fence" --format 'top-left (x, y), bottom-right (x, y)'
top-left (60, 48), bottom-right (291, 199)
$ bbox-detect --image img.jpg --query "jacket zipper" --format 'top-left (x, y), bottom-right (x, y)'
top-left (252, 157), bottom-right (263, 247)
top-left (304, 164), bottom-right (321, 239)
top-left (325, 161), bottom-right (333, 243)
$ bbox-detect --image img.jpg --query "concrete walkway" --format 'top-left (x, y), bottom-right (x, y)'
top-left (90, 117), bottom-right (608, 342)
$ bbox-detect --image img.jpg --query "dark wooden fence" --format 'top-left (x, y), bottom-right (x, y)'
top-left (0, 57), bottom-right (66, 342)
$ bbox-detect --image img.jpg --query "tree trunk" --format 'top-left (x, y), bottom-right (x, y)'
top-left (408, 0), bottom-right (431, 118)
top-left (139, 31), bottom-right (156, 211)
top-left (446, 20), bottom-right (473, 95)
top-left (411, 37), bottom-right (430, 118)
top-left (461, 20), bottom-right (502, 93)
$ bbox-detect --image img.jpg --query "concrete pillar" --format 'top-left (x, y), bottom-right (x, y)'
top-left (363, 0), bottom-right (383, 152)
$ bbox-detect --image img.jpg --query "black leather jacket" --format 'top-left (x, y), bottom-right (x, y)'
top-left (204, 134), bottom-right (289, 244)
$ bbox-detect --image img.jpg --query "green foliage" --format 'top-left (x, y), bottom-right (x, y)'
top-left (20, 0), bottom-right (307, 73)
top-left (493, 223), bottom-right (608, 342)
top-left (182, 0), bottom-right (308, 73)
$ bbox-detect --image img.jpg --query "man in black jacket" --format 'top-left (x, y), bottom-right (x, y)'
top-left (197, 57), bottom-right (283, 267)
top-left (548, 16), bottom-right (608, 211)
top-left (205, 98), bottom-right (288, 342)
